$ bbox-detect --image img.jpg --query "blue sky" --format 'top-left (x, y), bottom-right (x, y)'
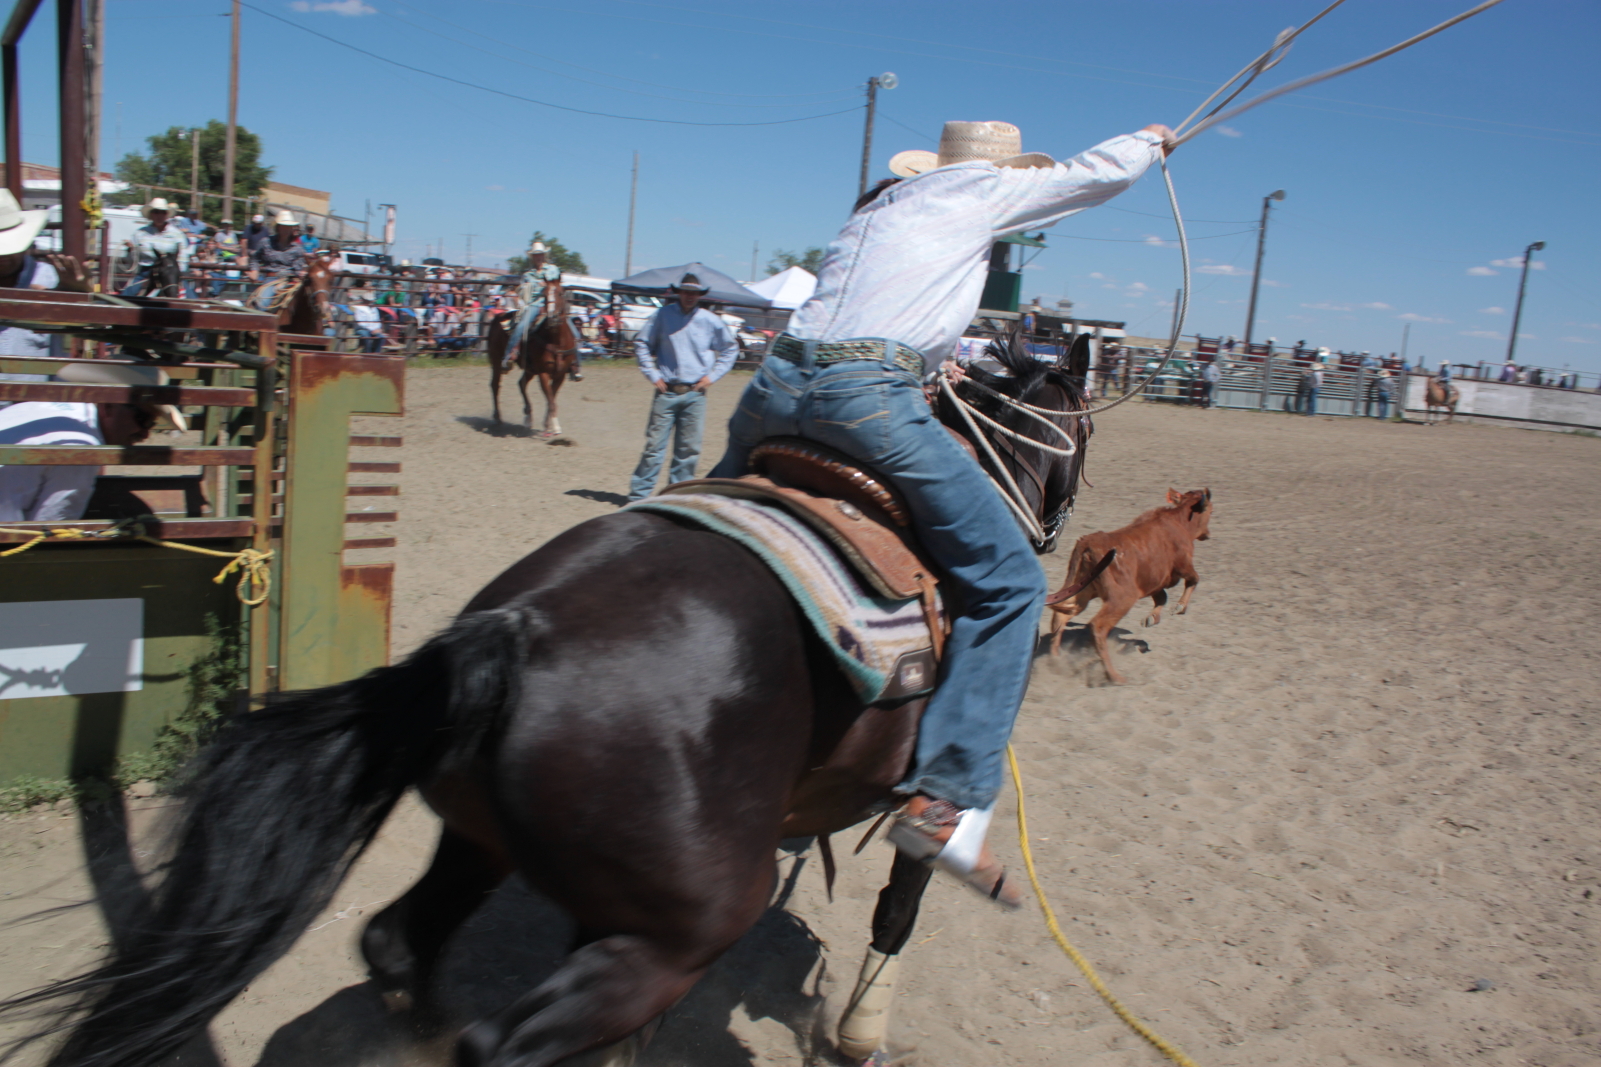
top-left (14, 0), bottom-right (1600, 371)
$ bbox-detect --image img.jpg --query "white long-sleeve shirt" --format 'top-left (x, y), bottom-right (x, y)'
top-left (789, 130), bottom-right (1163, 369)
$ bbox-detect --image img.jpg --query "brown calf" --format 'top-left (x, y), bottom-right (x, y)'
top-left (1046, 488), bottom-right (1213, 684)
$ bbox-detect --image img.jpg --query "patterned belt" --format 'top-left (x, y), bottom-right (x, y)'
top-left (771, 334), bottom-right (924, 376)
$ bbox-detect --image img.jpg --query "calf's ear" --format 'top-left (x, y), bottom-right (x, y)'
top-left (1166, 487), bottom-right (1182, 504)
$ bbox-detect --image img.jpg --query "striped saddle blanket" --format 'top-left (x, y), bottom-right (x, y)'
top-left (625, 493), bottom-right (941, 704)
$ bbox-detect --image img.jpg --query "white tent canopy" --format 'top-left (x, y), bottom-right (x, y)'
top-left (745, 266), bottom-right (816, 310)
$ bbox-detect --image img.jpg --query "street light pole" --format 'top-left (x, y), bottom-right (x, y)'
top-left (1504, 240), bottom-right (1545, 365)
top-left (857, 72), bottom-right (896, 198)
top-left (1243, 188), bottom-right (1284, 345)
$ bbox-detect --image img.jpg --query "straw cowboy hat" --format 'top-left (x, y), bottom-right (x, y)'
top-left (0, 189), bottom-right (48, 256)
top-left (56, 362), bottom-right (189, 432)
top-left (142, 197), bottom-right (177, 218)
top-left (529, 241), bottom-right (549, 254)
top-left (670, 272), bottom-right (709, 293)
top-left (272, 210), bottom-right (298, 227)
top-left (888, 121), bottom-right (1056, 178)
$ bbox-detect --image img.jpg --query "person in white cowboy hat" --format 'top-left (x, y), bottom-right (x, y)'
top-left (708, 117), bottom-right (1175, 907)
top-left (503, 240), bottom-right (566, 373)
top-left (0, 363), bottom-right (181, 522)
top-left (249, 210), bottom-right (308, 281)
top-left (121, 197), bottom-right (193, 297)
top-left (0, 189), bottom-right (90, 367)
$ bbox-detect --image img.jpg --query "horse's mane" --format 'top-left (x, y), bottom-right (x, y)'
top-left (965, 329), bottom-right (1086, 412)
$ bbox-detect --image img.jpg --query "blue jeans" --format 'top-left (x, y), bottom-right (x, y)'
top-left (710, 352), bottom-right (1046, 810)
top-left (1375, 394), bottom-right (1390, 419)
top-left (628, 388), bottom-right (707, 500)
top-left (1303, 387), bottom-right (1318, 415)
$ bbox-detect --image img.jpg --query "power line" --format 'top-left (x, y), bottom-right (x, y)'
top-left (1056, 229), bottom-right (1258, 244)
top-left (241, 3), bottom-right (863, 127)
top-left (1106, 205), bottom-right (1256, 225)
top-left (381, 0), bottom-right (860, 107)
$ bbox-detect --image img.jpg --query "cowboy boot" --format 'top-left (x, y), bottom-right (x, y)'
top-left (886, 796), bottom-right (1023, 909)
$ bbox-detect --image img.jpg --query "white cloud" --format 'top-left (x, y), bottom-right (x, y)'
top-left (1261, 279), bottom-right (1288, 288)
top-left (1127, 281), bottom-right (1149, 292)
top-left (1459, 330), bottom-right (1502, 339)
top-left (1399, 312), bottom-right (1451, 323)
top-left (290, 0), bottom-right (376, 13)
top-left (1478, 306), bottom-right (1506, 315)
top-left (1569, 322), bottom-right (1601, 330)
top-left (1490, 256), bottom-right (1545, 270)
top-left (1561, 336), bottom-right (1596, 344)
top-left (1466, 266), bottom-right (1498, 276)
top-left (1216, 126), bottom-right (1243, 138)
top-left (485, 184), bottom-right (504, 191)
top-left (1359, 302), bottom-right (1393, 310)
top-left (1102, 283), bottom-right (1118, 290)
top-left (1197, 264), bottom-right (1249, 276)
top-left (1088, 271), bottom-right (1106, 280)
top-left (1142, 235), bottom-right (1174, 248)
top-left (1301, 302), bottom-right (1352, 311)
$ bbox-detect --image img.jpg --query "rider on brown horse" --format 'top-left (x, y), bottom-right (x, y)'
top-left (709, 118), bottom-right (1175, 906)
top-left (505, 242), bottom-right (578, 379)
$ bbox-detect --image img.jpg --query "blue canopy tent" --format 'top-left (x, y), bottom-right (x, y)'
top-left (611, 262), bottom-right (772, 309)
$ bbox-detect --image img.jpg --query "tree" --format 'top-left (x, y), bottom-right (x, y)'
top-left (112, 120), bottom-right (271, 217)
top-left (767, 247), bottom-right (826, 276)
top-left (506, 231), bottom-right (588, 275)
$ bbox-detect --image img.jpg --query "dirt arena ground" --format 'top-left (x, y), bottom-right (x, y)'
top-left (3, 361), bottom-right (1597, 1067)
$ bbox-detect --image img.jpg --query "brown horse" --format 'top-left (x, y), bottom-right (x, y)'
top-left (247, 252), bottom-right (333, 337)
top-left (487, 280), bottom-right (577, 435)
top-left (1424, 376), bottom-right (1459, 425)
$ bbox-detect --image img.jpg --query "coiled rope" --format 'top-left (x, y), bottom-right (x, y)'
top-left (0, 521), bottom-right (272, 606)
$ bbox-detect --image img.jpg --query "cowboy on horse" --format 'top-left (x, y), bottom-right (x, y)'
top-left (709, 118), bottom-right (1175, 906)
top-left (504, 241), bottom-right (569, 375)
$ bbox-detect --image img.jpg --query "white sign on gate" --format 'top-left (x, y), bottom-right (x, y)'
top-left (0, 599), bottom-right (145, 699)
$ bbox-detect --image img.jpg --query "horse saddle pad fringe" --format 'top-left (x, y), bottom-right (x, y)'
top-left (626, 492), bottom-right (942, 703)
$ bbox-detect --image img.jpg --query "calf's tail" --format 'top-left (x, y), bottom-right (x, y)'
top-left (0, 605), bottom-right (540, 1067)
top-left (1045, 546), bottom-right (1116, 606)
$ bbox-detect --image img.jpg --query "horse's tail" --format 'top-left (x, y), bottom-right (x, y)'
top-left (1, 605), bottom-right (538, 1067)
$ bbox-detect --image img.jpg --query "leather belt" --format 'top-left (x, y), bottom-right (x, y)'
top-left (771, 334), bottom-right (924, 377)
top-left (664, 382), bottom-right (696, 394)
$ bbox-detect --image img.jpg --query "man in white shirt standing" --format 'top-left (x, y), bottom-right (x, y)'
top-left (708, 120), bottom-right (1172, 905)
top-left (627, 273), bottom-right (739, 501)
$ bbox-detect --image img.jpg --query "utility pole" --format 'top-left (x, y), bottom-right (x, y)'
top-left (84, 0), bottom-right (101, 197)
top-left (188, 126), bottom-right (199, 214)
top-left (624, 150), bottom-right (638, 276)
top-left (857, 72), bottom-right (896, 198)
top-left (751, 240), bottom-right (758, 282)
top-left (1399, 322), bottom-right (1410, 367)
top-left (1243, 188), bottom-right (1285, 345)
top-left (1504, 240), bottom-right (1546, 365)
top-left (462, 233), bottom-right (476, 268)
top-left (222, 0), bottom-right (239, 222)
top-left (57, 0), bottom-right (87, 259)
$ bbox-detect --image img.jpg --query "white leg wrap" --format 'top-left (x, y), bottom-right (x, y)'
top-left (932, 803), bottom-right (993, 877)
top-left (837, 947), bottom-right (900, 1060)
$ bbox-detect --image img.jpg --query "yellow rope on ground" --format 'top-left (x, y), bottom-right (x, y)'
top-left (0, 522), bottom-right (272, 606)
top-left (1007, 744), bottom-right (1200, 1067)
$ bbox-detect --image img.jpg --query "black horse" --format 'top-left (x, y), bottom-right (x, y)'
top-left (4, 334), bottom-right (1093, 1067)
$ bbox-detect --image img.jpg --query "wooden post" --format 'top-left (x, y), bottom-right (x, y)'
top-left (56, 0), bottom-right (87, 260)
top-left (222, 0), bottom-right (239, 223)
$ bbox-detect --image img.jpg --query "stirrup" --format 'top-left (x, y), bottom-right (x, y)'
top-left (887, 800), bottom-right (1021, 910)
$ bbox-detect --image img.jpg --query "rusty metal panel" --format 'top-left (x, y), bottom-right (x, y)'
top-left (347, 462), bottom-right (401, 474)
top-left (277, 353), bottom-right (403, 691)
top-left (342, 537), bottom-right (396, 550)
top-left (346, 485), bottom-right (398, 497)
top-left (336, 563), bottom-right (393, 679)
top-left (0, 382), bottom-right (256, 406)
top-left (0, 355), bottom-right (219, 378)
top-left (0, 295), bottom-right (275, 331)
top-left (349, 435), bottom-right (402, 447)
top-left (0, 445), bottom-right (258, 465)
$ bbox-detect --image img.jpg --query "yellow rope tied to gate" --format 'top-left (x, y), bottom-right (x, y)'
top-left (0, 522), bottom-right (272, 606)
top-left (1007, 744), bottom-right (1199, 1067)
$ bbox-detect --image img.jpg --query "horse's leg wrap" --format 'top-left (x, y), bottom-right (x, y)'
top-left (837, 948), bottom-right (900, 1060)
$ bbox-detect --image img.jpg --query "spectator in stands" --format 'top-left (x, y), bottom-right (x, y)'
top-left (174, 207), bottom-right (207, 241)
top-left (349, 291), bottom-right (384, 353)
top-left (208, 219), bottom-right (243, 297)
top-left (299, 224), bottom-right (320, 254)
top-left (122, 198), bottom-right (192, 297)
top-left (1499, 359), bottom-right (1516, 383)
top-left (244, 213), bottom-right (270, 252)
top-left (249, 210), bottom-right (308, 280)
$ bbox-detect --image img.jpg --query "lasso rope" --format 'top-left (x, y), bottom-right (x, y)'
top-left (0, 521), bottom-right (272, 606)
top-left (1008, 745), bottom-right (1199, 1067)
